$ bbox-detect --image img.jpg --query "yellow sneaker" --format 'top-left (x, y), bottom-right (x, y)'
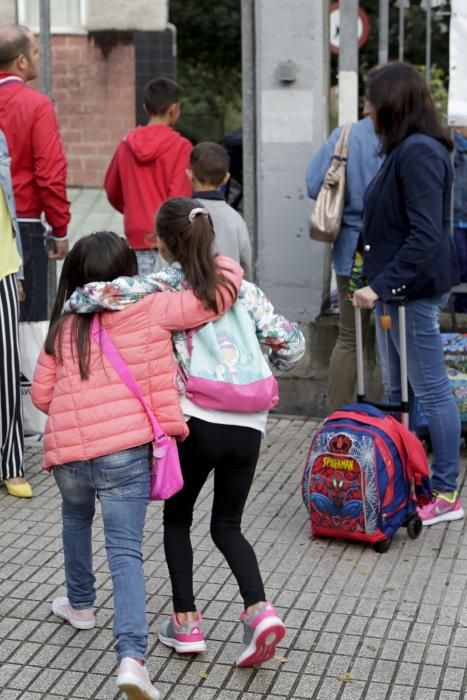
top-left (4, 479), bottom-right (33, 498)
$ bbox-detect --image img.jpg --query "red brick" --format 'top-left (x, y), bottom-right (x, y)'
top-left (48, 35), bottom-right (135, 186)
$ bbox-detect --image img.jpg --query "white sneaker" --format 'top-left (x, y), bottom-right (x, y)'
top-left (50, 596), bottom-right (95, 630)
top-left (116, 658), bottom-right (160, 700)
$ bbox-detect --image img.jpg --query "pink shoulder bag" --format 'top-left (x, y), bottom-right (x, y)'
top-left (91, 317), bottom-right (184, 501)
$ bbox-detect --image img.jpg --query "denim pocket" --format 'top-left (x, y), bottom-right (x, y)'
top-left (98, 457), bottom-right (151, 497)
top-left (53, 463), bottom-right (77, 480)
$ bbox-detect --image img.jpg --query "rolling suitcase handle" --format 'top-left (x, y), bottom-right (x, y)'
top-left (355, 298), bottom-right (409, 428)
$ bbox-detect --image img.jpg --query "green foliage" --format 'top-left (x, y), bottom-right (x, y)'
top-left (170, 0), bottom-right (242, 142)
top-left (417, 65), bottom-right (448, 116)
top-left (341, 1), bottom-right (451, 115)
top-left (170, 0), bottom-right (241, 69)
top-left (358, 0), bottom-right (450, 76)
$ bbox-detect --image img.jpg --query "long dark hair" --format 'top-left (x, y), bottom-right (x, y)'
top-left (156, 197), bottom-right (237, 313)
top-left (45, 231), bottom-right (137, 379)
top-left (367, 62), bottom-right (453, 155)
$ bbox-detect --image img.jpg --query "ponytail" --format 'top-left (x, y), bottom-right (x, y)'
top-left (156, 198), bottom-right (236, 312)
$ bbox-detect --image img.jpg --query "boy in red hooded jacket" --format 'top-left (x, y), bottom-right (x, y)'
top-left (104, 78), bottom-right (192, 275)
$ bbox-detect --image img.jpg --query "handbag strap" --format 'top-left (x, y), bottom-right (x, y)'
top-left (333, 122), bottom-right (352, 161)
top-left (90, 317), bottom-right (166, 443)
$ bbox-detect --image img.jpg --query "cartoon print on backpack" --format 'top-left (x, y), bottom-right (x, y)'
top-left (308, 432), bottom-right (366, 533)
top-left (214, 333), bottom-right (240, 382)
top-left (304, 426), bottom-right (383, 537)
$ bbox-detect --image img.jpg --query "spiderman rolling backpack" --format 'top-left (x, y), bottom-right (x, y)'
top-left (302, 304), bottom-right (431, 553)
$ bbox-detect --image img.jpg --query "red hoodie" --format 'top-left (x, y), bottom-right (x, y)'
top-left (0, 73), bottom-right (70, 237)
top-left (104, 124), bottom-right (192, 249)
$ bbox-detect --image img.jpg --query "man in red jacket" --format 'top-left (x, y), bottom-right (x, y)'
top-left (0, 25), bottom-right (70, 321)
top-left (104, 77), bottom-right (192, 275)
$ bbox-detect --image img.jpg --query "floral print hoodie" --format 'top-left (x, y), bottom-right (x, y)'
top-left (65, 263), bottom-right (306, 391)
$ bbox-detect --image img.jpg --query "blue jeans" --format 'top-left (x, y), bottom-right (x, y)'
top-left (53, 444), bottom-right (151, 662)
top-left (375, 296), bottom-right (460, 493)
top-left (18, 221), bottom-right (48, 322)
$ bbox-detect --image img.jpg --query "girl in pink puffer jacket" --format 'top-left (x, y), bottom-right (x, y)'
top-left (31, 230), bottom-right (242, 700)
top-left (65, 198), bottom-right (306, 672)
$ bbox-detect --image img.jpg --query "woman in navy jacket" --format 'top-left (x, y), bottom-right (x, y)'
top-left (353, 62), bottom-right (463, 527)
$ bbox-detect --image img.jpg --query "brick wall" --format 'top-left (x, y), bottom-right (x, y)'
top-left (50, 35), bottom-right (136, 187)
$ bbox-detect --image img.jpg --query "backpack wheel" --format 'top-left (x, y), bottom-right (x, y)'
top-left (374, 537), bottom-right (392, 553)
top-left (406, 513), bottom-right (423, 539)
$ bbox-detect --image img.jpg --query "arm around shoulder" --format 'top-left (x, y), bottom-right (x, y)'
top-left (156, 257), bottom-right (243, 331)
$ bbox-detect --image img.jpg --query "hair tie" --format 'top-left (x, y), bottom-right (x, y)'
top-left (188, 207), bottom-right (209, 223)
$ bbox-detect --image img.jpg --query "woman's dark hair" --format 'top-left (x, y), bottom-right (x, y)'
top-left (367, 62), bottom-right (453, 154)
top-left (45, 231), bottom-right (137, 380)
top-left (156, 198), bottom-right (237, 313)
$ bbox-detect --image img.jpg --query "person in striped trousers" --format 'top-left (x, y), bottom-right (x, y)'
top-left (0, 129), bottom-right (32, 498)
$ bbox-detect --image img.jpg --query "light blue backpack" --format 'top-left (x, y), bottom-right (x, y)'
top-left (185, 300), bottom-right (279, 412)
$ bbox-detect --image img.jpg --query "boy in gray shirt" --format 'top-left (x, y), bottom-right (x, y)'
top-left (187, 142), bottom-right (252, 280)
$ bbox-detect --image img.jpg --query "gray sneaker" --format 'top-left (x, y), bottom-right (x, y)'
top-left (158, 612), bottom-right (207, 653)
top-left (236, 602), bottom-right (286, 667)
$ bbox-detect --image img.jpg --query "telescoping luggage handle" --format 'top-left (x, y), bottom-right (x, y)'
top-left (354, 298), bottom-right (409, 428)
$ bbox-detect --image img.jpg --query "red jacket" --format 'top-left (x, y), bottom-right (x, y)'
top-left (104, 124), bottom-right (192, 249)
top-left (0, 73), bottom-right (70, 237)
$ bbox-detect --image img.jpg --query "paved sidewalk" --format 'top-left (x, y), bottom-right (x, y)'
top-left (1, 417), bottom-right (467, 700)
top-left (68, 188), bottom-right (123, 244)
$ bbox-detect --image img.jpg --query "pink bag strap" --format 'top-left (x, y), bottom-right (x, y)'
top-left (91, 317), bottom-right (166, 444)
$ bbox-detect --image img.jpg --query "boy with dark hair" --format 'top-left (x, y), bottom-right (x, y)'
top-left (104, 77), bottom-right (192, 275)
top-left (188, 142), bottom-right (252, 280)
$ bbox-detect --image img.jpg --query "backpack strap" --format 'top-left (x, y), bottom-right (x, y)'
top-left (331, 410), bottom-right (431, 502)
top-left (90, 316), bottom-right (167, 444)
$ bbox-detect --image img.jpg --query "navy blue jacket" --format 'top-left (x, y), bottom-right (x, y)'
top-left (362, 133), bottom-right (459, 302)
top-left (453, 131), bottom-right (467, 226)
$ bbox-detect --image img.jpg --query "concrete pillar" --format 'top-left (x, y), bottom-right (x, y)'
top-left (241, 0), bottom-right (257, 269)
top-left (378, 0), bottom-right (390, 65)
top-left (253, 0), bottom-right (330, 324)
top-left (338, 0), bottom-right (359, 124)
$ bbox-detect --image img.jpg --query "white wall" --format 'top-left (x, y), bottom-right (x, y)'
top-left (0, 0), bottom-right (168, 31)
top-left (87, 0), bottom-right (168, 31)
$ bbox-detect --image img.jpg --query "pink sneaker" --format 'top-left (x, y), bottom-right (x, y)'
top-left (236, 602), bottom-right (286, 667)
top-left (158, 611), bottom-right (207, 653)
top-left (50, 596), bottom-right (95, 630)
top-left (116, 658), bottom-right (160, 700)
top-left (417, 491), bottom-right (464, 526)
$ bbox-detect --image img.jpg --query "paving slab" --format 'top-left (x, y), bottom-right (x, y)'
top-left (1, 417), bottom-right (467, 699)
top-left (3, 189), bottom-right (467, 697)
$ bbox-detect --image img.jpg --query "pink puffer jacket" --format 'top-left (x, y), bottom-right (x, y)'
top-left (32, 257), bottom-right (242, 470)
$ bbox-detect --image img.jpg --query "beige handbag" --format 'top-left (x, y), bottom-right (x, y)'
top-left (309, 123), bottom-right (352, 243)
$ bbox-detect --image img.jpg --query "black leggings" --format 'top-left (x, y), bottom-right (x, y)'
top-left (163, 418), bottom-right (266, 612)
